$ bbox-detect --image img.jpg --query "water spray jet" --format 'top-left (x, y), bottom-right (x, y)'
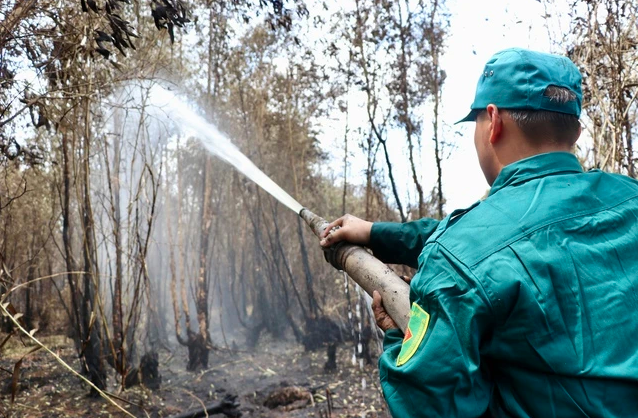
top-left (146, 83), bottom-right (411, 332)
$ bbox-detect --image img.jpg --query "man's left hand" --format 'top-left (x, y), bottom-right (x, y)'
top-left (372, 275), bottom-right (412, 332)
top-left (372, 290), bottom-right (399, 331)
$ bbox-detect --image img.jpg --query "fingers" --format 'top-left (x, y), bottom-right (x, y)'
top-left (372, 290), bottom-right (399, 331)
top-left (320, 216), bottom-right (345, 239)
top-left (319, 214), bottom-right (372, 247)
top-left (372, 290), bottom-right (381, 310)
top-left (320, 227), bottom-right (344, 247)
top-left (400, 275), bottom-right (413, 285)
top-left (372, 290), bottom-right (386, 318)
top-left (372, 291), bottom-right (383, 325)
top-left (320, 215), bottom-right (349, 247)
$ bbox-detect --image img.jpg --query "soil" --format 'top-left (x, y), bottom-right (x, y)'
top-left (0, 333), bottom-right (391, 418)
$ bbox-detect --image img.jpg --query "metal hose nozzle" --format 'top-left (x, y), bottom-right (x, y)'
top-left (299, 208), bottom-right (411, 332)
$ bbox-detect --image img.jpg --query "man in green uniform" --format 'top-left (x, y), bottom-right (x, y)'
top-left (320, 48), bottom-right (638, 417)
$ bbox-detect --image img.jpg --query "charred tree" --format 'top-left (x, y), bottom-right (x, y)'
top-left (79, 95), bottom-right (106, 394)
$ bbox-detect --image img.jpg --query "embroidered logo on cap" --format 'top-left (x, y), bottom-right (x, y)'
top-left (396, 302), bottom-right (430, 366)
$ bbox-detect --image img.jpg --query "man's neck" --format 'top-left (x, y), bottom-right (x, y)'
top-left (498, 138), bottom-right (573, 168)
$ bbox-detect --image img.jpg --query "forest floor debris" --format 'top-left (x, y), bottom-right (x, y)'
top-left (0, 333), bottom-right (390, 417)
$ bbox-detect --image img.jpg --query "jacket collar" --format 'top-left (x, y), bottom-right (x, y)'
top-left (489, 152), bottom-right (584, 196)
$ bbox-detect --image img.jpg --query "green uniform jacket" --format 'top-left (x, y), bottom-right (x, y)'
top-left (368, 152), bottom-right (638, 417)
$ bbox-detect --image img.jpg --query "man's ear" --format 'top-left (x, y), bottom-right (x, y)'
top-left (576, 124), bottom-right (582, 141)
top-left (487, 104), bottom-right (502, 144)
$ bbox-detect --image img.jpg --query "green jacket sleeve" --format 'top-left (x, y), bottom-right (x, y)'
top-left (368, 218), bottom-right (440, 268)
top-left (379, 243), bottom-right (493, 418)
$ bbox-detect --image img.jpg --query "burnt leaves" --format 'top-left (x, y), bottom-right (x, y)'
top-left (151, 0), bottom-right (190, 44)
top-left (81, 0), bottom-right (310, 59)
top-left (80, 0), bottom-right (146, 60)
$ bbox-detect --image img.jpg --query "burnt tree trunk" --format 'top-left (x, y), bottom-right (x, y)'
top-left (190, 156), bottom-right (214, 370)
top-left (24, 252), bottom-right (35, 331)
top-left (111, 122), bottom-right (125, 376)
top-left (80, 95), bottom-right (106, 394)
top-left (124, 351), bottom-right (161, 389)
top-left (297, 218), bottom-right (320, 318)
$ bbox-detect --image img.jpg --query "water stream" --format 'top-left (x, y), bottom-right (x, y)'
top-left (147, 84), bottom-right (303, 214)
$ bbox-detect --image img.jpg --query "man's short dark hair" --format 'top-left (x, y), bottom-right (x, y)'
top-left (505, 86), bottom-right (581, 146)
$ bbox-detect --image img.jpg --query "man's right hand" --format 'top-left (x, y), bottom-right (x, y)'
top-left (319, 214), bottom-right (373, 247)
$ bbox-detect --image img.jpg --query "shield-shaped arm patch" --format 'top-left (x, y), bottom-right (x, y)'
top-left (396, 302), bottom-right (430, 366)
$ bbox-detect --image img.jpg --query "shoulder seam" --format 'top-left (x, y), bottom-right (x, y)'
top-left (432, 241), bottom-right (497, 316)
top-left (462, 192), bottom-right (638, 267)
top-left (430, 192), bottom-right (638, 316)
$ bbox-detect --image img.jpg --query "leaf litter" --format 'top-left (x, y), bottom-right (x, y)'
top-left (1, 333), bottom-right (390, 417)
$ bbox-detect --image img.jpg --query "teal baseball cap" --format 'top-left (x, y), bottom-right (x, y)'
top-left (457, 48), bottom-right (582, 123)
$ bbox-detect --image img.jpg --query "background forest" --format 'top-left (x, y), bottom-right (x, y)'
top-left (1, 0), bottom-right (637, 417)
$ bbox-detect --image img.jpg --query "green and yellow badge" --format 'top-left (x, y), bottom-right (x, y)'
top-left (396, 302), bottom-right (430, 366)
